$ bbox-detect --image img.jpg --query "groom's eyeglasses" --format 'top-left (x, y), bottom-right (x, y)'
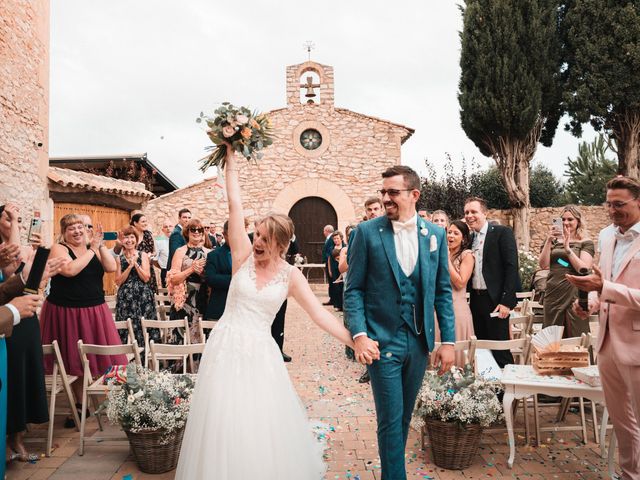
top-left (189, 227), bottom-right (204, 234)
top-left (379, 189), bottom-right (413, 197)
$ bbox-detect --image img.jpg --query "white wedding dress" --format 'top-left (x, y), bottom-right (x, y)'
top-left (175, 255), bottom-right (326, 479)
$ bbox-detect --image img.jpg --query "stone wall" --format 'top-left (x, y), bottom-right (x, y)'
top-left (0, 0), bottom-right (51, 240)
top-left (487, 206), bottom-right (610, 252)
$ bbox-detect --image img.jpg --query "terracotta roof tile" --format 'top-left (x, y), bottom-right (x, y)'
top-left (47, 167), bottom-right (154, 199)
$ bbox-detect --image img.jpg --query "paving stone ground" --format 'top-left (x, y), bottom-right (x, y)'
top-left (7, 286), bottom-right (620, 479)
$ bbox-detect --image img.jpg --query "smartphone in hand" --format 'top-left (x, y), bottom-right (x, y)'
top-left (103, 231), bottom-right (118, 241)
top-left (28, 218), bottom-right (43, 241)
top-left (552, 218), bottom-right (563, 236)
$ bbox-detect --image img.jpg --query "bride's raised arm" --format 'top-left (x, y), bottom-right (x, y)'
top-left (223, 145), bottom-right (252, 272)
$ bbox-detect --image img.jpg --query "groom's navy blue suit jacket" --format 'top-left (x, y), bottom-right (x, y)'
top-left (344, 215), bottom-right (455, 351)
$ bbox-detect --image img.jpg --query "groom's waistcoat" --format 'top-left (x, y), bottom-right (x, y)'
top-left (398, 260), bottom-right (424, 336)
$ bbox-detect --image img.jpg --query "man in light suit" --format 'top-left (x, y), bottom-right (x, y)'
top-left (344, 165), bottom-right (455, 480)
top-left (569, 176), bottom-right (640, 479)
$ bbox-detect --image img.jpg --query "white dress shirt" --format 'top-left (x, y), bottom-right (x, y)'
top-left (611, 221), bottom-right (640, 279)
top-left (155, 235), bottom-right (169, 269)
top-left (392, 214), bottom-right (419, 276)
top-left (471, 221), bottom-right (488, 289)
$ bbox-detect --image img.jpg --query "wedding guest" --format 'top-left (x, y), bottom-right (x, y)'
top-left (464, 197), bottom-right (519, 368)
top-left (205, 222), bottom-right (219, 250)
top-left (169, 219), bottom-right (211, 330)
top-left (432, 210), bottom-right (449, 229)
top-left (0, 269), bottom-right (42, 469)
top-left (539, 205), bottom-right (594, 337)
top-left (569, 176), bottom-right (640, 480)
top-left (321, 225), bottom-right (335, 306)
top-left (204, 221), bottom-right (231, 323)
top-left (445, 220), bottom-right (475, 366)
top-left (167, 208), bottom-right (192, 270)
top-left (271, 234), bottom-right (300, 362)
top-left (338, 224), bottom-right (357, 361)
top-left (327, 231), bottom-right (345, 311)
top-left (154, 219), bottom-right (172, 288)
top-left (114, 227), bottom-right (159, 354)
top-left (131, 213), bottom-right (158, 293)
top-left (40, 214), bottom-right (126, 427)
top-left (0, 205), bottom-right (48, 463)
top-left (364, 197), bottom-right (383, 222)
top-left (417, 209), bottom-right (430, 221)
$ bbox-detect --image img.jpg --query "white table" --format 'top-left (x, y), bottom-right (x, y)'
top-left (501, 365), bottom-right (607, 469)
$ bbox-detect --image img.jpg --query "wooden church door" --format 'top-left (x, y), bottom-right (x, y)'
top-left (288, 197), bottom-right (337, 272)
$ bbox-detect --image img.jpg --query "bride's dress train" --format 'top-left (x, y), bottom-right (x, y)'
top-left (175, 255), bottom-right (326, 479)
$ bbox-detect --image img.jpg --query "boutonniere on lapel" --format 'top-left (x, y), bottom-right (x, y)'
top-left (429, 234), bottom-right (438, 252)
top-left (420, 226), bottom-right (428, 237)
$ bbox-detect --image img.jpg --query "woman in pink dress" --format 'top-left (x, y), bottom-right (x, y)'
top-left (446, 220), bottom-right (475, 367)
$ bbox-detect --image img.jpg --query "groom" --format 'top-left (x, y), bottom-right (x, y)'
top-left (344, 165), bottom-right (455, 480)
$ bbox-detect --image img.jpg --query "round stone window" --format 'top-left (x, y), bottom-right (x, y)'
top-left (300, 129), bottom-right (322, 151)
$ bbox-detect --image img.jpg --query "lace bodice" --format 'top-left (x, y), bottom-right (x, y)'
top-left (216, 255), bottom-right (292, 333)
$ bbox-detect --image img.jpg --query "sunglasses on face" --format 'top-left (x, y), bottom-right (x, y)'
top-left (189, 227), bottom-right (204, 234)
top-left (85, 224), bottom-right (93, 229)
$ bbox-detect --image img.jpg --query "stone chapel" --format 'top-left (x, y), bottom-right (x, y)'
top-left (145, 60), bottom-right (414, 263)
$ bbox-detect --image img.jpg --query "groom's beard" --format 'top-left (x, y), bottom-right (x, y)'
top-left (384, 201), bottom-right (399, 221)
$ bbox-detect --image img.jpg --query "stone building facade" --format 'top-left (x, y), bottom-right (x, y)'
top-left (146, 61), bottom-right (414, 262)
top-left (0, 0), bottom-right (51, 239)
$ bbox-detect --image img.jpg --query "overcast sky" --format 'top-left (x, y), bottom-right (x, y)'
top-left (50, 1), bottom-right (596, 189)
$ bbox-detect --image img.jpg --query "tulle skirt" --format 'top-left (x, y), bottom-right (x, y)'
top-left (175, 322), bottom-right (326, 479)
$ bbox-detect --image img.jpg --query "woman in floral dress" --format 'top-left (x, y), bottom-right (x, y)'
top-left (168, 219), bottom-right (212, 328)
top-left (131, 213), bottom-right (158, 294)
top-left (114, 226), bottom-right (159, 352)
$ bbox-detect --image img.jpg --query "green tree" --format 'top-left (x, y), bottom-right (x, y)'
top-left (529, 163), bottom-right (565, 208)
top-left (468, 164), bottom-right (564, 209)
top-left (419, 155), bottom-right (470, 220)
top-left (562, 0), bottom-right (640, 179)
top-left (564, 134), bottom-right (618, 205)
top-left (459, 0), bottom-right (563, 247)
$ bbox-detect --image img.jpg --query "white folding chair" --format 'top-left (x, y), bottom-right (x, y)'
top-left (42, 341), bottom-right (80, 456)
top-left (142, 318), bottom-right (190, 370)
top-left (76, 341), bottom-right (142, 455)
top-left (149, 341), bottom-right (206, 374)
top-left (197, 319), bottom-right (218, 342)
top-left (114, 318), bottom-right (143, 361)
top-left (154, 293), bottom-right (172, 321)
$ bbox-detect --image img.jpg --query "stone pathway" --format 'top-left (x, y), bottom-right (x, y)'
top-left (7, 287), bottom-right (619, 479)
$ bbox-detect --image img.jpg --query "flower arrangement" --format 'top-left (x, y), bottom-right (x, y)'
top-left (411, 365), bottom-right (503, 429)
top-left (102, 364), bottom-right (195, 443)
top-left (196, 103), bottom-right (273, 172)
top-left (518, 248), bottom-right (539, 290)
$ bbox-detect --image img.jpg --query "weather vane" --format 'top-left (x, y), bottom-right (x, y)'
top-left (303, 41), bottom-right (315, 61)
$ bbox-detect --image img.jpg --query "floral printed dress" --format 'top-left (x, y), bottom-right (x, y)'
top-left (137, 230), bottom-right (158, 294)
top-left (115, 255), bottom-right (159, 349)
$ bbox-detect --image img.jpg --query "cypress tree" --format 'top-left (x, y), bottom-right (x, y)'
top-left (459, 0), bottom-right (562, 247)
top-left (562, 0), bottom-right (640, 178)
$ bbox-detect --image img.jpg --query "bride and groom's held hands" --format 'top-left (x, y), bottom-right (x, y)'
top-left (353, 334), bottom-right (454, 374)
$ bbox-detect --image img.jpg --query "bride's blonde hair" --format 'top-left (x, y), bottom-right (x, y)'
top-left (256, 213), bottom-right (294, 258)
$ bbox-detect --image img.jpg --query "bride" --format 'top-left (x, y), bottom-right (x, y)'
top-left (175, 146), bottom-right (359, 479)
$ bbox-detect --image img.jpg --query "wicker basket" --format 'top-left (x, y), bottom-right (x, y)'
top-left (125, 427), bottom-right (185, 474)
top-left (424, 418), bottom-right (483, 470)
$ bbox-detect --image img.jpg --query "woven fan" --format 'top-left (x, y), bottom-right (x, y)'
top-left (532, 325), bottom-right (564, 352)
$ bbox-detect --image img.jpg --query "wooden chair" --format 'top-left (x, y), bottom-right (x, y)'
top-left (42, 341), bottom-right (81, 457)
top-left (149, 341), bottom-right (206, 374)
top-left (157, 287), bottom-right (169, 295)
top-left (77, 340), bottom-right (142, 455)
top-left (141, 318), bottom-right (190, 370)
top-left (509, 313), bottom-right (534, 341)
top-left (197, 319), bottom-right (218, 342)
top-left (114, 318), bottom-right (144, 361)
top-left (154, 293), bottom-right (172, 321)
top-left (104, 294), bottom-right (117, 318)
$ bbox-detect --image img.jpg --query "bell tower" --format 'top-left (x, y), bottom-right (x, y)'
top-left (286, 60), bottom-right (334, 108)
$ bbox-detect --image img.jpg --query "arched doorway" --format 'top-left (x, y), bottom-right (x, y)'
top-left (288, 197), bottom-right (337, 270)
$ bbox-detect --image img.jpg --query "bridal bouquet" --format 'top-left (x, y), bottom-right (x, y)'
top-left (411, 365), bottom-right (503, 428)
top-left (197, 103), bottom-right (273, 172)
top-left (102, 364), bottom-right (196, 442)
